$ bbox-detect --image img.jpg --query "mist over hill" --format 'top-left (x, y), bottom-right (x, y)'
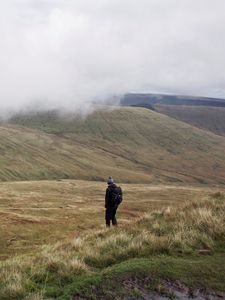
top-left (1, 106), bottom-right (225, 185)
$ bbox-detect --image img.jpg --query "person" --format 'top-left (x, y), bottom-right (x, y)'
top-left (105, 176), bottom-right (123, 227)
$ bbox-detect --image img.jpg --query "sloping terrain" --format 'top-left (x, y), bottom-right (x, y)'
top-left (155, 104), bottom-right (225, 137)
top-left (0, 124), bottom-right (149, 182)
top-left (7, 107), bottom-right (225, 184)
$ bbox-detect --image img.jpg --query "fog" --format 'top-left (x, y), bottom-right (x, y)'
top-left (1, 0), bottom-right (225, 113)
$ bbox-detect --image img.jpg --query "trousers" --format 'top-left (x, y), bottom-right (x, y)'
top-left (105, 206), bottom-right (118, 226)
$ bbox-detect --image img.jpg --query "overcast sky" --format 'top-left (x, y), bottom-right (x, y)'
top-left (1, 0), bottom-right (225, 111)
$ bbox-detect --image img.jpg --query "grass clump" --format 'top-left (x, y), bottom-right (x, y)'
top-left (0, 258), bottom-right (29, 300)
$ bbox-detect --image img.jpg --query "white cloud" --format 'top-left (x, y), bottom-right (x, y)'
top-left (0, 0), bottom-right (225, 112)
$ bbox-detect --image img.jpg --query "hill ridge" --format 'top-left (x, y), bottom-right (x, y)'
top-left (1, 106), bottom-right (225, 184)
top-left (121, 92), bottom-right (225, 107)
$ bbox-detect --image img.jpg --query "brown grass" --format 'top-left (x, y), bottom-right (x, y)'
top-left (0, 185), bottom-right (224, 299)
top-left (0, 180), bottom-right (220, 260)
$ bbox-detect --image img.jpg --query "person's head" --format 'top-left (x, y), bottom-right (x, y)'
top-left (107, 176), bottom-right (114, 185)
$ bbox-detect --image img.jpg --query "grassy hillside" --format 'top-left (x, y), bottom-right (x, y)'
top-left (0, 182), bottom-right (224, 299)
top-left (155, 104), bottom-right (225, 137)
top-left (7, 106), bottom-right (225, 184)
top-left (0, 123), bottom-right (151, 183)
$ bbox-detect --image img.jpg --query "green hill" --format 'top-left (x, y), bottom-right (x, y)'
top-left (4, 106), bottom-right (225, 184)
top-left (155, 104), bottom-right (225, 137)
top-left (0, 124), bottom-right (149, 182)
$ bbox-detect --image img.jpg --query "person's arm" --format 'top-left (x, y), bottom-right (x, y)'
top-left (105, 188), bottom-right (110, 208)
top-left (119, 187), bottom-right (123, 202)
top-left (120, 188), bottom-right (123, 199)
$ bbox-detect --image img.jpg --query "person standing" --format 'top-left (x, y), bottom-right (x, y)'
top-left (105, 176), bottom-right (123, 227)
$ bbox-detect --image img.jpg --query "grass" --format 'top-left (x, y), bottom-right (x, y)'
top-left (60, 255), bottom-right (225, 300)
top-left (0, 180), bottom-right (218, 260)
top-left (0, 181), bottom-right (224, 299)
top-left (4, 106), bottom-right (225, 184)
top-left (155, 104), bottom-right (225, 137)
top-left (0, 122), bottom-right (151, 183)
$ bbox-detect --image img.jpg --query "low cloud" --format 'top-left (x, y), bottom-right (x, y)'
top-left (0, 0), bottom-right (225, 113)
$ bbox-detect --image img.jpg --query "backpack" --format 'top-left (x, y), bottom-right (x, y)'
top-left (111, 186), bottom-right (122, 206)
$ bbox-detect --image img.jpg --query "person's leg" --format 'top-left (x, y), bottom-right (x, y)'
top-left (105, 208), bottom-right (111, 227)
top-left (112, 207), bottom-right (117, 226)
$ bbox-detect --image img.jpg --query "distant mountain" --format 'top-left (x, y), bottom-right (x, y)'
top-left (121, 93), bottom-right (225, 107)
top-left (4, 107), bottom-right (225, 185)
top-left (155, 105), bottom-right (225, 138)
top-left (121, 93), bottom-right (225, 137)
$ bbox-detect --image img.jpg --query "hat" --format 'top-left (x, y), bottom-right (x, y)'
top-left (107, 176), bottom-right (114, 184)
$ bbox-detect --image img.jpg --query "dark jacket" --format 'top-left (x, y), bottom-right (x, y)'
top-left (105, 183), bottom-right (122, 208)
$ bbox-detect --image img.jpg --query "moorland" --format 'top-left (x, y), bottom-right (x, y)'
top-left (0, 103), bottom-right (225, 299)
